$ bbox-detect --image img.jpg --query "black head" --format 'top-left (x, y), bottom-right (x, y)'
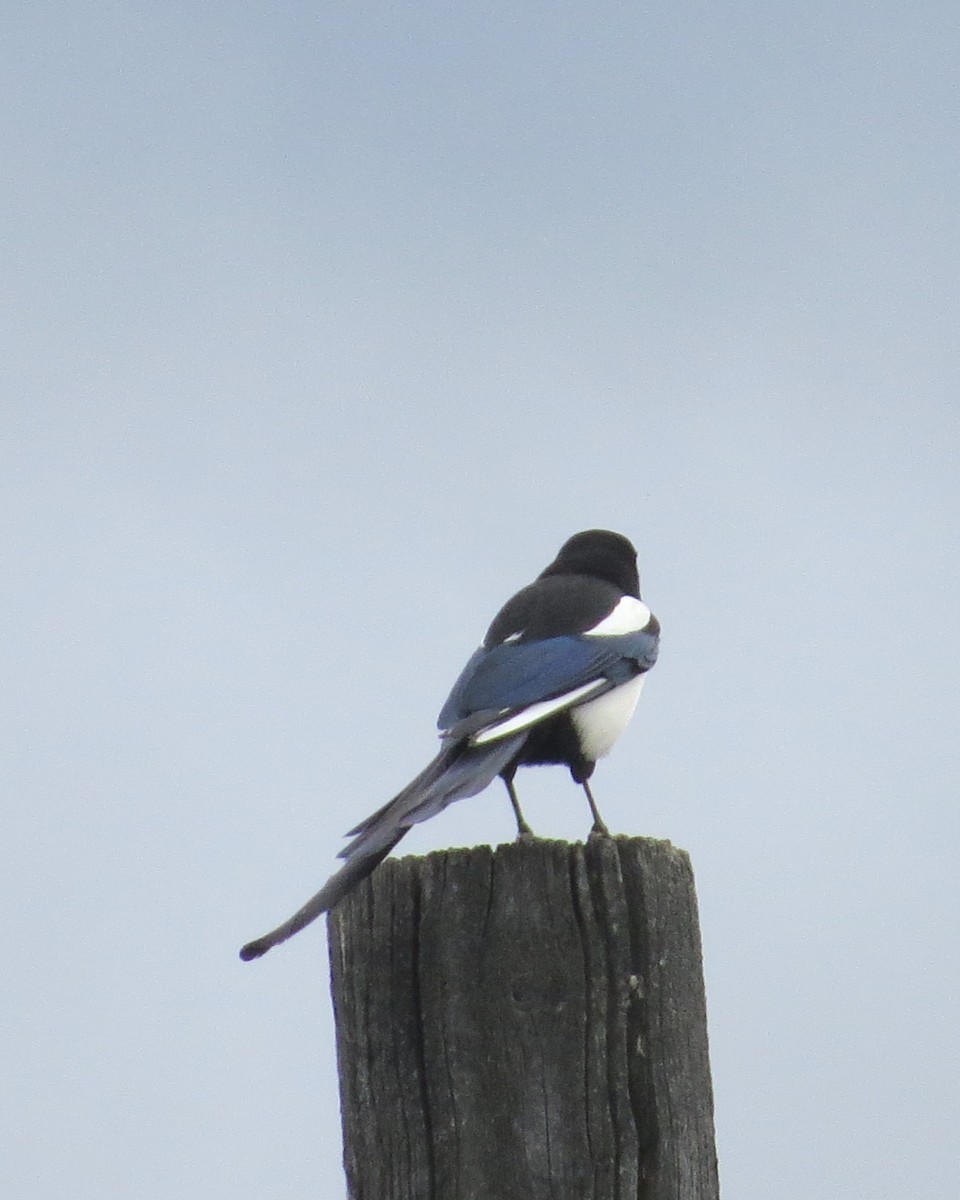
top-left (539, 529), bottom-right (640, 597)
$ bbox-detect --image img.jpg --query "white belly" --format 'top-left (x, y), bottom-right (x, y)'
top-left (570, 675), bottom-right (646, 762)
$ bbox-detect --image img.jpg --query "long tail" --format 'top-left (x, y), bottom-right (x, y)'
top-left (239, 732), bottom-right (526, 960)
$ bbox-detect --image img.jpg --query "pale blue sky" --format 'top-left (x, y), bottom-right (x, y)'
top-left (3, 3), bottom-right (959, 1197)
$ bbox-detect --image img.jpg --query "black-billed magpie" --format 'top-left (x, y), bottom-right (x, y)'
top-left (240, 529), bottom-right (659, 960)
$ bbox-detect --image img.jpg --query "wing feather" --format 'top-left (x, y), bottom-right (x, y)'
top-left (438, 629), bottom-right (658, 742)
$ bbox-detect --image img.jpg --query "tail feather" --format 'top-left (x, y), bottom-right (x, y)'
top-left (339, 734), bottom-right (526, 862)
top-left (239, 732), bottom-right (527, 961)
top-left (342, 742), bottom-right (466, 841)
top-left (239, 832), bottom-right (403, 961)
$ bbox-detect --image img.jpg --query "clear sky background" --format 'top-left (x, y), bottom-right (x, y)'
top-left (3, 3), bottom-right (959, 1197)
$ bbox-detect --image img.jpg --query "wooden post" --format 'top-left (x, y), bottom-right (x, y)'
top-left (328, 836), bottom-right (719, 1200)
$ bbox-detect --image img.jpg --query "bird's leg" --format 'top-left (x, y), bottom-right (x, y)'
top-left (503, 775), bottom-right (535, 840)
top-left (583, 779), bottom-right (611, 837)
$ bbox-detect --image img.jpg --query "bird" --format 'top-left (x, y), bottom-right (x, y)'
top-left (240, 529), bottom-right (659, 960)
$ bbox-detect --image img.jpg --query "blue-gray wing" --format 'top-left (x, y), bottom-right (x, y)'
top-left (437, 628), bottom-right (659, 736)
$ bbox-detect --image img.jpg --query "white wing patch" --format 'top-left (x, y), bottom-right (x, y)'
top-left (571, 675), bottom-right (646, 760)
top-left (584, 595), bottom-right (651, 636)
top-left (470, 680), bottom-right (606, 745)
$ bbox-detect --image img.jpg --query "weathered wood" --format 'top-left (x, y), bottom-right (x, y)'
top-left (328, 836), bottom-right (718, 1200)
